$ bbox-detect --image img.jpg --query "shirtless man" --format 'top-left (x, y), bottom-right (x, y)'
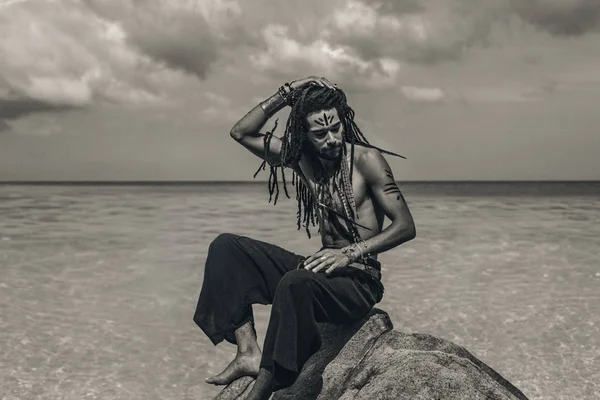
top-left (193, 76), bottom-right (416, 399)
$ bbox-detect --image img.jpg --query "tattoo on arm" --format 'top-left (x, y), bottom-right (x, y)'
top-left (383, 168), bottom-right (404, 201)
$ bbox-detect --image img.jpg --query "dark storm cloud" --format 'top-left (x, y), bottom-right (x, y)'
top-left (85, 0), bottom-right (232, 81)
top-left (512, 0), bottom-right (600, 36)
top-left (364, 0), bottom-right (424, 15)
top-left (124, 14), bottom-right (219, 80)
top-left (0, 97), bottom-right (75, 120)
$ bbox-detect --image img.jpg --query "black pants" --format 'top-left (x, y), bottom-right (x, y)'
top-left (193, 233), bottom-right (384, 391)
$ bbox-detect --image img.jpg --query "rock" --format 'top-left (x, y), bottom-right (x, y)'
top-left (273, 309), bottom-right (392, 400)
top-left (213, 308), bottom-right (529, 400)
top-left (214, 376), bottom-right (255, 400)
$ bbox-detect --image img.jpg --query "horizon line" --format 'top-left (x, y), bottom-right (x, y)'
top-left (1, 180), bottom-right (599, 185)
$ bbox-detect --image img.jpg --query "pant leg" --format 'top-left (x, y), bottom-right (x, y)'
top-left (260, 268), bottom-right (380, 392)
top-left (193, 233), bottom-right (305, 345)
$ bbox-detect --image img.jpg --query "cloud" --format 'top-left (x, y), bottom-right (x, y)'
top-left (363, 0), bottom-right (424, 15)
top-left (401, 86), bottom-right (445, 102)
top-left (250, 0), bottom-right (600, 86)
top-left (199, 92), bottom-right (239, 121)
top-left (2, 0), bottom-right (599, 123)
top-left (0, 119), bottom-right (10, 132)
top-left (460, 85), bottom-right (548, 103)
top-left (250, 24), bottom-right (400, 89)
top-left (85, 0), bottom-right (243, 79)
top-left (204, 92), bottom-right (231, 107)
top-left (324, 0), bottom-right (508, 66)
top-left (0, 0), bottom-right (183, 119)
top-left (0, 97), bottom-right (76, 120)
top-left (0, 0), bottom-right (243, 121)
top-left (511, 0), bottom-right (600, 36)
top-left (245, 0), bottom-right (511, 87)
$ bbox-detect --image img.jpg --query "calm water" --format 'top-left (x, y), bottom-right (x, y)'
top-left (0, 182), bottom-right (599, 400)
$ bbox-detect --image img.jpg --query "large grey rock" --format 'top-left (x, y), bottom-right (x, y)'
top-left (214, 308), bottom-right (529, 400)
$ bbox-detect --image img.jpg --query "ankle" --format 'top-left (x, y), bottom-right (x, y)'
top-left (237, 345), bottom-right (261, 357)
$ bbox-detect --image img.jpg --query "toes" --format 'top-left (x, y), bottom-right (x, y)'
top-left (205, 371), bottom-right (239, 386)
top-left (206, 376), bottom-right (228, 385)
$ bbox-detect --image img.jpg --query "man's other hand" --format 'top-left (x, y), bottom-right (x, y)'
top-left (302, 248), bottom-right (351, 274)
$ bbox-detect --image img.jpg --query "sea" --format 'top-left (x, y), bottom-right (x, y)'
top-left (0, 182), bottom-right (599, 400)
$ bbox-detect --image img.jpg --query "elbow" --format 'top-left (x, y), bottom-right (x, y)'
top-left (230, 127), bottom-right (242, 141)
top-left (404, 223), bottom-right (416, 242)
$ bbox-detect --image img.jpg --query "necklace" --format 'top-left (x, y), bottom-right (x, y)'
top-left (315, 151), bottom-right (363, 246)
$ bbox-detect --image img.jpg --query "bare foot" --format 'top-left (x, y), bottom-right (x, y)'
top-left (205, 351), bottom-right (262, 386)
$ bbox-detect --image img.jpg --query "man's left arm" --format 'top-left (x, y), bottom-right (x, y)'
top-left (347, 149), bottom-right (416, 260)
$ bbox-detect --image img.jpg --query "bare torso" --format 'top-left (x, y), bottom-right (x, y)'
top-left (297, 145), bottom-right (384, 254)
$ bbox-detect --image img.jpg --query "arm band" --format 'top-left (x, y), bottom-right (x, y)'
top-left (259, 92), bottom-right (287, 115)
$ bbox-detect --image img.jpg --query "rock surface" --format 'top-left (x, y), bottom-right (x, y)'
top-left (214, 308), bottom-right (529, 400)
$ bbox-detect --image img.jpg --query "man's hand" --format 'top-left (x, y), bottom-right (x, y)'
top-left (302, 248), bottom-right (352, 274)
top-left (290, 76), bottom-right (337, 91)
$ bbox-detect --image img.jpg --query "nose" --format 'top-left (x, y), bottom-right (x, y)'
top-left (326, 132), bottom-right (338, 146)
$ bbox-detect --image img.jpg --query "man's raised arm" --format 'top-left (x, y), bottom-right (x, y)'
top-left (230, 76), bottom-right (337, 164)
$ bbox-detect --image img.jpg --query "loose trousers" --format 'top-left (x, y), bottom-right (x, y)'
top-left (193, 233), bottom-right (384, 391)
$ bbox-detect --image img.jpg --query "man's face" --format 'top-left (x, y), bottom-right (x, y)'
top-left (305, 108), bottom-right (344, 161)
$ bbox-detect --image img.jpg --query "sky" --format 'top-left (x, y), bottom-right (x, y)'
top-left (0, 0), bottom-right (599, 181)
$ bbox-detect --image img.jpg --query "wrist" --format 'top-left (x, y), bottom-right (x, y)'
top-left (259, 83), bottom-right (294, 115)
top-left (259, 91), bottom-right (286, 115)
top-left (341, 243), bottom-right (362, 263)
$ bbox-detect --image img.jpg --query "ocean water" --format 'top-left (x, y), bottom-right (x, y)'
top-left (0, 182), bottom-right (599, 400)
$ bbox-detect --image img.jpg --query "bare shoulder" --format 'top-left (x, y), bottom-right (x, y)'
top-left (352, 145), bottom-right (389, 180)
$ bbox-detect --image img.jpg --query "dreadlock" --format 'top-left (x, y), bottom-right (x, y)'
top-left (253, 85), bottom-right (405, 238)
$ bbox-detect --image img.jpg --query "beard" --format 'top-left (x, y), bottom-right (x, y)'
top-left (318, 144), bottom-right (342, 161)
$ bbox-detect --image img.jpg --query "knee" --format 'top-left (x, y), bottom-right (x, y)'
top-left (205, 233), bottom-right (241, 272)
top-left (208, 233), bottom-right (239, 251)
top-left (278, 269), bottom-right (316, 291)
top-left (273, 270), bottom-right (321, 309)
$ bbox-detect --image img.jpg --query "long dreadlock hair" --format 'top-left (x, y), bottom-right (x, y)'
top-left (253, 85), bottom-right (405, 238)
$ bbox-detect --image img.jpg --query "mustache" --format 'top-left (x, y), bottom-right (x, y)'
top-left (322, 143), bottom-right (342, 152)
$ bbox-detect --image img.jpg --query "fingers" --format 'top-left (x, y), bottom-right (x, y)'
top-left (303, 249), bottom-right (347, 273)
top-left (321, 77), bottom-right (336, 90)
top-left (305, 76), bottom-right (337, 90)
top-left (325, 258), bottom-right (348, 273)
top-left (310, 257), bottom-right (335, 273)
top-left (325, 263), bottom-right (340, 274)
top-left (304, 254), bottom-right (330, 271)
top-left (303, 250), bottom-right (325, 268)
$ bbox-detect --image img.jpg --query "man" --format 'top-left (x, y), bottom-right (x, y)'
top-left (193, 76), bottom-right (416, 399)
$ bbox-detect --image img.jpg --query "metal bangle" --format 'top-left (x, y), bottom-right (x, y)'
top-left (259, 91), bottom-right (287, 115)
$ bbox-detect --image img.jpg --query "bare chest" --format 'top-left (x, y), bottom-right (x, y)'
top-left (296, 151), bottom-right (380, 246)
top-left (297, 153), bottom-right (368, 211)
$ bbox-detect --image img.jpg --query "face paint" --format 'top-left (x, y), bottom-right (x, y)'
top-left (313, 112), bottom-right (335, 127)
top-left (306, 108), bottom-right (343, 160)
